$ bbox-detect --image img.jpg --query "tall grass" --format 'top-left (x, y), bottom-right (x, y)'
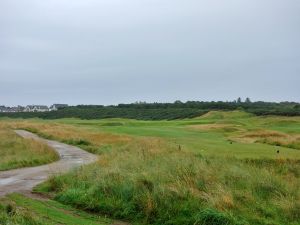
top-left (235, 130), bottom-right (300, 150)
top-left (0, 128), bottom-right (59, 171)
top-left (37, 137), bottom-right (300, 225)
top-left (3, 120), bottom-right (131, 155)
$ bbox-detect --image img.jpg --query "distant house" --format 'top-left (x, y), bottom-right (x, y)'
top-left (11, 106), bottom-right (22, 112)
top-left (50, 104), bottom-right (68, 111)
top-left (11, 106), bottom-right (25, 112)
top-left (1, 104), bottom-right (67, 113)
top-left (17, 105), bottom-right (25, 112)
top-left (0, 106), bottom-right (20, 113)
top-left (0, 106), bottom-right (6, 112)
top-left (25, 105), bottom-right (49, 112)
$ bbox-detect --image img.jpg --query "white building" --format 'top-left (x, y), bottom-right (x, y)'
top-left (25, 105), bottom-right (49, 112)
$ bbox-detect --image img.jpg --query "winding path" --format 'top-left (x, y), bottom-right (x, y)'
top-left (0, 130), bottom-right (98, 196)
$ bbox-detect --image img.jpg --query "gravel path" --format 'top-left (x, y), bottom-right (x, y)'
top-left (0, 130), bottom-right (98, 196)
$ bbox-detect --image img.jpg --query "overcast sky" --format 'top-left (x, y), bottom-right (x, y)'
top-left (0, 0), bottom-right (299, 106)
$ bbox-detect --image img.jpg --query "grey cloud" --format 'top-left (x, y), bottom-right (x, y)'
top-left (0, 0), bottom-right (299, 105)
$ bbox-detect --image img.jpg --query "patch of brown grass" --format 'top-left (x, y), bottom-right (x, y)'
top-left (232, 129), bottom-right (300, 150)
top-left (188, 124), bottom-right (243, 132)
top-left (242, 130), bottom-right (288, 138)
top-left (218, 194), bottom-right (234, 210)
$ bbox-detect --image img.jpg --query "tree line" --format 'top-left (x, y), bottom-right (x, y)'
top-left (0, 99), bottom-right (299, 120)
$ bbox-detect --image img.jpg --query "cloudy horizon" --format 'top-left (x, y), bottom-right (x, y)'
top-left (1, 0), bottom-right (299, 106)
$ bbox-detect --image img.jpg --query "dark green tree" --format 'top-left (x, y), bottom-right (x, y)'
top-left (245, 97), bottom-right (251, 103)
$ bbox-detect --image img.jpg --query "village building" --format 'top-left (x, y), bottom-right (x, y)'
top-left (0, 106), bottom-right (6, 112)
top-left (0, 104), bottom-right (68, 113)
top-left (25, 105), bottom-right (49, 112)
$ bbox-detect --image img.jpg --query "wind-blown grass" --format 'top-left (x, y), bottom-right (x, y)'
top-left (0, 127), bottom-right (58, 171)
top-left (232, 130), bottom-right (300, 150)
top-left (2, 120), bottom-right (130, 155)
top-left (36, 137), bottom-right (300, 225)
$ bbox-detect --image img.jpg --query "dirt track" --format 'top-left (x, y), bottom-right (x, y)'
top-left (0, 130), bottom-right (98, 196)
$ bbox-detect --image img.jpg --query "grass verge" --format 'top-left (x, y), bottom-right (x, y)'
top-left (0, 127), bottom-right (59, 171)
top-left (0, 193), bottom-right (112, 225)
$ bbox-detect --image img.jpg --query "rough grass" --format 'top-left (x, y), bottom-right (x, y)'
top-left (0, 126), bottom-right (59, 171)
top-left (199, 111), bottom-right (253, 120)
top-left (233, 130), bottom-right (300, 150)
top-left (36, 137), bottom-right (300, 225)
top-left (3, 121), bottom-right (131, 155)
top-left (188, 124), bottom-right (244, 133)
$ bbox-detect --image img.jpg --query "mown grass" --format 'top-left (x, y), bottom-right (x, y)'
top-left (0, 193), bottom-right (112, 225)
top-left (0, 126), bottom-right (59, 171)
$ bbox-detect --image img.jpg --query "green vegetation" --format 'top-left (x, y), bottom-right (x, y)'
top-left (55, 111), bottom-right (300, 159)
top-left (3, 111), bottom-right (300, 159)
top-left (0, 126), bottom-right (59, 171)
top-left (1, 111), bottom-right (300, 224)
top-left (36, 137), bottom-right (300, 225)
top-left (0, 194), bottom-right (112, 225)
top-left (1, 100), bottom-right (299, 120)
